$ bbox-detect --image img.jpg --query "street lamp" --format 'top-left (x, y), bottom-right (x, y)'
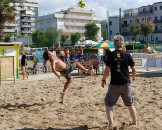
top-left (52, 25), bottom-right (54, 49)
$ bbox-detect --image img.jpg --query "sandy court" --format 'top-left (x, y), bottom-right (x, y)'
top-left (0, 71), bottom-right (162, 130)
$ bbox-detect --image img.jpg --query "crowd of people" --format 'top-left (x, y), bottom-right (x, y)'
top-left (58, 46), bottom-right (84, 63)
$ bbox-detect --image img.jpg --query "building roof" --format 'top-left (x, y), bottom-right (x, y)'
top-left (0, 42), bottom-right (22, 47)
top-left (13, 0), bottom-right (27, 3)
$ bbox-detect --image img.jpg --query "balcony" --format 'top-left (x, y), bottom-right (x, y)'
top-left (122, 32), bottom-right (131, 36)
top-left (4, 29), bottom-right (15, 33)
top-left (64, 22), bottom-right (86, 26)
top-left (138, 10), bottom-right (153, 15)
top-left (123, 14), bottom-right (130, 18)
top-left (22, 24), bottom-right (31, 28)
top-left (60, 29), bottom-right (85, 34)
top-left (122, 24), bottom-right (129, 27)
top-left (54, 13), bottom-right (64, 18)
top-left (64, 15), bottom-right (93, 20)
top-left (154, 29), bottom-right (162, 33)
top-left (93, 17), bottom-right (100, 21)
top-left (21, 13), bottom-right (33, 17)
top-left (22, 19), bottom-right (33, 22)
top-left (21, 30), bottom-right (32, 34)
top-left (123, 10), bottom-right (153, 18)
top-left (5, 23), bottom-right (16, 27)
top-left (153, 20), bottom-right (162, 23)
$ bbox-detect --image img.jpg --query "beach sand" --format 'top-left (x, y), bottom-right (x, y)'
top-left (0, 72), bottom-right (162, 130)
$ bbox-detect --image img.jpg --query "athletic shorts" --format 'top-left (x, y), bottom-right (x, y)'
top-left (60, 56), bottom-right (65, 61)
top-left (21, 66), bottom-right (26, 72)
top-left (105, 83), bottom-right (134, 106)
top-left (78, 55), bottom-right (83, 61)
top-left (70, 55), bottom-right (76, 61)
top-left (59, 62), bottom-right (77, 81)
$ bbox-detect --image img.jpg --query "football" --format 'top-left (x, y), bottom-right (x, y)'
top-left (78, 0), bottom-right (86, 8)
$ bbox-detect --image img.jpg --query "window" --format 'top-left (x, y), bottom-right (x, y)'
top-left (155, 26), bottom-right (158, 30)
top-left (135, 19), bottom-right (139, 23)
top-left (154, 17), bottom-right (158, 21)
top-left (110, 30), bottom-right (112, 35)
top-left (160, 6), bottom-right (162, 10)
top-left (143, 8), bottom-right (146, 12)
top-left (130, 20), bottom-right (132, 23)
top-left (147, 17), bottom-right (150, 22)
top-left (123, 21), bottom-right (127, 24)
top-left (109, 21), bottom-right (112, 25)
top-left (154, 7), bottom-right (157, 11)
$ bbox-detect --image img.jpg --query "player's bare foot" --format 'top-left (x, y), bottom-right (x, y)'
top-left (87, 67), bottom-right (93, 75)
top-left (59, 100), bottom-right (63, 104)
top-left (60, 92), bottom-right (64, 104)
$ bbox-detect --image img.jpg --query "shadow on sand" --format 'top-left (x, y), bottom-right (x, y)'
top-left (15, 125), bottom-right (88, 130)
top-left (0, 101), bottom-right (54, 111)
top-left (137, 72), bottom-right (162, 78)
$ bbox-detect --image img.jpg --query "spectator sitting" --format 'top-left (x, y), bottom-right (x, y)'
top-left (33, 62), bottom-right (38, 74)
top-left (70, 47), bottom-right (76, 61)
top-left (77, 46), bottom-right (83, 61)
top-left (143, 42), bottom-right (153, 54)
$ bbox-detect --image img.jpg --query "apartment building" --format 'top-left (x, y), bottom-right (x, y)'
top-left (4, 0), bottom-right (38, 37)
top-left (101, 16), bottom-right (120, 41)
top-left (121, 2), bottom-right (162, 42)
top-left (36, 7), bottom-right (102, 41)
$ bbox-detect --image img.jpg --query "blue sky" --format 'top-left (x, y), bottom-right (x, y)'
top-left (31, 0), bottom-right (162, 19)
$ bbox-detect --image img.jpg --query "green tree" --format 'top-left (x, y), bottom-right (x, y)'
top-left (32, 29), bottom-right (58, 48)
top-left (0, 0), bottom-right (16, 41)
top-left (84, 23), bottom-right (100, 41)
top-left (140, 22), bottom-right (154, 42)
top-left (32, 30), bottom-right (48, 47)
top-left (101, 28), bottom-right (107, 41)
top-left (70, 32), bottom-right (81, 46)
top-left (129, 23), bottom-right (141, 42)
top-left (61, 34), bottom-right (70, 44)
top-left (45, 28), bottom-right (58, 48)
top-left (4, 33), bottom-right (11, 42)
top-left (129, 23), bottom-right (141, 52)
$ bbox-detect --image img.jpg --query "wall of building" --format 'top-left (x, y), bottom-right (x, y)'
top-left (4, 1), bottom-right (38, 37)
top-left (36, 7), bottom-right (102, 41)
top-left (121, 2), bottom-right (162, 42)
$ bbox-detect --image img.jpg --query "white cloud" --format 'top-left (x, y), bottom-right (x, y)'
top-left (30, 0), bottom-right (162, 19)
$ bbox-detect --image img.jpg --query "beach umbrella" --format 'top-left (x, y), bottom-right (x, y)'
top-left (93, 42), bottom-right (114, 49)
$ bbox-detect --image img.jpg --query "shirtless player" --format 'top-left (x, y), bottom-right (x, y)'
top-left (42, 50), bottom-right (92, 104)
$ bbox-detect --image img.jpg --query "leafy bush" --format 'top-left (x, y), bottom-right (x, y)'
top-left (125, 43), bottom-right (144, 50)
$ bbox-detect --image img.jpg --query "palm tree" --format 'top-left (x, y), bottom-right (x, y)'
top-left (0, 0), bottom-right (16, 41)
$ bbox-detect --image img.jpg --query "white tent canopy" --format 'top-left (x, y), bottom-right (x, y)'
top-left (77, 40), bottom-right (98, 46)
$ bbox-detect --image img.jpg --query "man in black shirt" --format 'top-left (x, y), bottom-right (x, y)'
top-left (21, 51), bottom-right (28, 80)
top-left (101, 35), bottom-right (137, 129)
